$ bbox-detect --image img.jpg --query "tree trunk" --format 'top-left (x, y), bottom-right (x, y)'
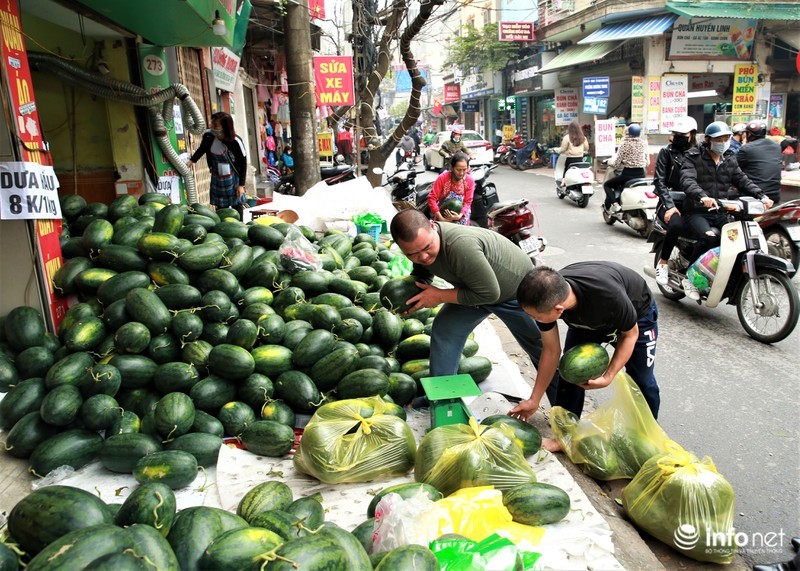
top-left (283, 3), bottom-right (320, 195)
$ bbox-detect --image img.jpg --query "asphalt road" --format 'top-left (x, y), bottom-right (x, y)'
top-left (412, 163), bottom-right (799, 566)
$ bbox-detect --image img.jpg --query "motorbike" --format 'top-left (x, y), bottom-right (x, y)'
top-left (495, 135), bottom-right (524, 165)
top-left (554, 155), bottom-right (594, 208)
top-left (755, 199), bottom-right (800, 277)
top-left (601, 161), bottom-right (659, 237)
top-left (415, 165), bottom-right (546, 264)
top-left (397, 148), bottom-right (416, 169)
top-left (380, 162), bottom-right (418, 204)
top-left (276, 154), bottom-right (356, 195)
top-left (644, 194), bottom-right (799, 344)
top-left (509, 139), bottom-right (546, 170)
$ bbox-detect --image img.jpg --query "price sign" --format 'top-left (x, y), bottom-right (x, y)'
top-left (0, 162), bottom-right (62, 219)
top-left (156, 175), bottom-right (181, 204)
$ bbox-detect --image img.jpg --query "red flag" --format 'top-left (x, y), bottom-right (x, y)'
top-left (433, 100), bottom-right (443, 115)
top-left (308, 0), bottom-right (325, 19)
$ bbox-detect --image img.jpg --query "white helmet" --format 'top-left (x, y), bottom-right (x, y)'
top-left (732, 123), bottom-right (747, 135)
top-left (672, 117), bottom-right (698, 135)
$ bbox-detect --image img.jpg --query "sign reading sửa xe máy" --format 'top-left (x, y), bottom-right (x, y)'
top-left (314, 56), bottom-right (354, 107)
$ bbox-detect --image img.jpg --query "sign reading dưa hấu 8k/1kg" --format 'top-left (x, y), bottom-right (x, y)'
top-left (314, 56), bottom-right (354, 106)
top-left (0, 162), bottom-right (62, 220)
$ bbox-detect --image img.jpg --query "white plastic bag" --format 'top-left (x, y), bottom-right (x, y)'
top-left (371, 489), bottom-right (451, 553)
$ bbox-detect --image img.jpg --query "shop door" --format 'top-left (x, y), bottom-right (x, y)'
top-left (177, 48), bottom-right (210, 205)
top-left (243, 86), bottom-right (260, 174)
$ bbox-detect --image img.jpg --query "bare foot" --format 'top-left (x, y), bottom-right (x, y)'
top-left (542, 438), bottom-right (562, 453)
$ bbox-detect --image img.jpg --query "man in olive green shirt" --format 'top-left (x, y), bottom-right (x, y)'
top-left (390, 209), bottom-right (543, 383)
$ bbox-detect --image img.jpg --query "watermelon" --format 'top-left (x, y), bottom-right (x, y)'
top-left (237, 481), bottom-right (293, 523)
top-left (241, 420), bottom-right (295, 457)
top-left (558, 343), bottom-right (610, 384)
top-left (154, 392), bottom-right (197, 440)
top-left (366, 482), bottom-right (442, 518)
top-left (167, 506), bottom-right (248, 571)
top-left (100, 433), bottom-right (163, 473)
top-left (197, 527), bottom-right (283, 570)
top-left (262, 534), bottom-right (347, 571)
top-left (114, 482), bottom-right (177, 535)
top-left (502, 482), bottom-right (571, 526)
top-left (480, 415), bottom-right (542, 456)
top-left (379, 277), bottom-right (421, 314)
top-left (134, 450), bottom-right (198, 490)
top-left (166, 432), bottom-right (224, 467)
top-left (374, 544), bottom-right (439, 570)
top-left (29, 429), bottom-right (103, 477)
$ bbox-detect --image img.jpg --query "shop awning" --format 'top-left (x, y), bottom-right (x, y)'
top-left (537, 41), bottom-right (623, 73)
top-left (578, 14), bottom-right (678, 44)
top-left (774, 30), bottom-right (800, 51)
top-left (666, 1), bottom-right (800, 20)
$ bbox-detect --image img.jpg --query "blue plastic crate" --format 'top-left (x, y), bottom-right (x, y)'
top-left (366, 224), bottom-right (382, 242)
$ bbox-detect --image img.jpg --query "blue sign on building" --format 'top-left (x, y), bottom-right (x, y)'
top-left (583, 97), bottom-right (608, 115)
top-left (462, 100), bottom-right (480, 112)
top-left (582, 77), bottom-right (610, 98)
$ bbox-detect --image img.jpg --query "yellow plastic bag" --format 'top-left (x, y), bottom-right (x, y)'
top-left (293, 397), bottom-right (416, 483)
top-left (622, 442), bottom-right (737, 564)
top-left (415, 418), bottom-right (536, 497)
top-left (550, 371), bottom-right (669, 480)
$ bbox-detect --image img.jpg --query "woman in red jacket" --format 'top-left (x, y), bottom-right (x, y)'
top-left (427, 152), bottom-right (475, 225)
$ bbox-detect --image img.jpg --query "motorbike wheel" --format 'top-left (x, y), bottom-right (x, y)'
top-left (653, 244), bottom-right (686, 301)
top-left (763, 229), bottom-right (799, 278)
top-left (602, 206), bottom-right (615, 225)
top-left (637, 220), bottom-right (654, 239)
top-left (277, 181), bottom-right (295, 195)
top-left (423, 155), bottom-right (430, 171)
top-left (736, 269), bottom-right (799, 344)
top-left (517, 160), bottom-right (532, 171)
top-left (577, 195), bottom-right (590, 208)
top-left (556, 187), bottom-right (566, 199)
top-left (508, 154), bottom-right (519, 169)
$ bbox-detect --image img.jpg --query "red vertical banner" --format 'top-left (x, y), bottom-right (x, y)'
top-left (313, 56), bottom-right (354, 107)
top-left (0, 0), bottom-right (69, 329)
top-left (444, 83), bottom-right (461, 103)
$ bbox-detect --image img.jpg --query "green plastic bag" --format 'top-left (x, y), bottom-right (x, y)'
top-left (622, 442), bottom-right (737, 564)
top-left (388, 254), bottom-right (413, 277)
top-left (352, 212), bottom-right (383, 231)
top-left (430, 533), bottom-right (541, 571)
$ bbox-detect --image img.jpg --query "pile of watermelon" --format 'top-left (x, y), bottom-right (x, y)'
top-left (0, 192), bottom-right (494, 485)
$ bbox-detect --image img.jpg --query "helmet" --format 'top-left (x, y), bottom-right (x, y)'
top-left (672, 117), bottom-right (698, 135)
top-left (746, 120), bottom-right (767, 139)
top-left (704, 121), bottom-right (732, 139)
top-left (732, 123), bottom-right (747, 135)
top-left (626, 124), bottom-right (641, 137)
top-left (452, 126), bottom-right (463, 134)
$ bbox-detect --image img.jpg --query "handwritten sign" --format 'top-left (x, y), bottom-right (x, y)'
top-left (555, 88), bottom-right (578, 126)
top-left (313, 56), bottom-right (355, 107)
top-left (318, 132), bottom-right (333, 157)
top-left (631, 76), bottom-right (645, 123)
top-left (0, 162), bottom-right (61, 219)
top-left (660, 74), bottom-right (688, 134)
top-left (156, 175), bottom-right (181, 204)
top-left (731, 64), bottom-right (757, 120)
top-left (503, 125), bottom-right (515, 140)
top-left (646, 76), bottom-right (661, 134)
top-left (594, 120), bottom-right (616, 157)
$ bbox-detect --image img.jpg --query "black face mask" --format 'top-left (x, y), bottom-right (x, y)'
top-left (672, 135), bottom-right (690, 151)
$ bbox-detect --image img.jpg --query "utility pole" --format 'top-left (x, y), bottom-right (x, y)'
top-left (284, 1), bottom-right (320, 195)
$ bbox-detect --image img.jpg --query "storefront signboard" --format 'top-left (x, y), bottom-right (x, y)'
top-left (631, 76), bottom-right (645, 123)
top-left (499, 22), bottom-right (534, 42)
top-left (582, 77), bottom-right (609, 98)
top-left (555, 88), bottom-right (578, 126)
top-left (444, 83), bottom-right (461, 103)
top-left (318, 132), bottom-right (334, 157)
top-left (313, 56), bottom-right (354, 106)
top-left (502, 125), bottom-right (515, 139)
top-left (731, 63), bottom-right (757, 121)
top-left (669, 17), bottom-right (757, 60)
top-left (595, 119), bottom-right (616, 157)
top-left (659, 74), bottom-right (688, 134)
top-left (462, 99), bottom-right (480, 112)
top-left (211, 47), bottom-right (240, 92)
top-left (0, 0), bottom-right (69, 329)
top-left (646, 76), bottom-right (660, 134)
top-left (769, 94), bottom-right (784, 120)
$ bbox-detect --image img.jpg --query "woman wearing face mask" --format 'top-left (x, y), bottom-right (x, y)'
top-left (678, 121), bottom-right (773, 299)
top-left (652, 117), bottom-right (697, 286)
top-left (187, 111), bottom-right (248, 216)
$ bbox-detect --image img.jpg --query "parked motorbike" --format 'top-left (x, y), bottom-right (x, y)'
top-left (509, 139), bottom-right (546, 170)
top-left (397, 148), bottom-right (416, 169)
top-left (601, 161), bottom-right (659, 237)
top-left (380, 163), bottom-right (418, 204)
top-left (755, 199), bottom-right (799, 277)
top-left (415, 165), bottom-right (546, 263)
top-left (645, 194), bottom-right (799, 344)
top-left (276, 155), bottom-right (356, 195)
top-left (554, 155), bottom-right (594, 208)
top-left (495, 135), bottom-right (524, 165)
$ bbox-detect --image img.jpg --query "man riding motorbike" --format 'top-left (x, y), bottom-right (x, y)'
top-left (438, 127), bottom-right (470, 165)
top-left (653, 117), bottom-right (697, 286)
top-left (396, 134), bottom-right (416, 167)
top-left (730, 123), bottom-right (747, 153)
top-left (735, 120), bottom-right (783, 203)
top-left (678, 121), bottom-right (774, 299)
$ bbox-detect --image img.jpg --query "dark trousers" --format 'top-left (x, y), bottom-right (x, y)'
top-left (545, 301), bottom-right (660, 419)
top-left (658, 208), bottom-right (685, 261)
top-left (563, 156), bottom-right (584, 172)
top-left (603, 168), bottom-right (645, 208)
top-left (684, 211), bottom-right (728, 263)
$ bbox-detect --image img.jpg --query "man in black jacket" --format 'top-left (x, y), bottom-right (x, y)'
top-left (736, 120), bottom-right (783, 203)
top-left (679, 121), bottom-right (773, 298)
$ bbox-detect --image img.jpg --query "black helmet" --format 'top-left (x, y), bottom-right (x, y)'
top-left (745, 120), bottom-right (767, 139)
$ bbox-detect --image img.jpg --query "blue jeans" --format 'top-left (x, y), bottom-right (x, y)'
top-left (429, 300), bottom-right (543, 376)
top-left (545, 301), bottom-right (660, 419)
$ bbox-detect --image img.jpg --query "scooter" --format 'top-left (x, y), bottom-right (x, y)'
top-left (755, 199), bottom-right (800, 277)
top-left (415, 164), bottom-right (498, 228)
top-left (276, 154), bottom-right (356, 195)
top-left (601, 162), bottom-right (659, 237)
top-left (554, 155), bottom-right (594, 208)
top-left (644, 194), bottom-right (799, 344)
top-left (495, 135), bottom-right (524, 165)
top-left (380, 163), bottom-right (418, 204)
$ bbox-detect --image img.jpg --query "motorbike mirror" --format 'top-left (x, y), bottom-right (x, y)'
top-left (372, 167), bottom-right (384, 175)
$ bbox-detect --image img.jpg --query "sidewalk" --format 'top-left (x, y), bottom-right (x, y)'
top-left (490, 314), bottom-right (750, 571)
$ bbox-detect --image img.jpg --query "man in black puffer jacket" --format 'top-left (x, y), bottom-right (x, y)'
top-left (736, 120), bottom-right (783, 203)
top-left (679, 121), bottom-right (772, 298)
